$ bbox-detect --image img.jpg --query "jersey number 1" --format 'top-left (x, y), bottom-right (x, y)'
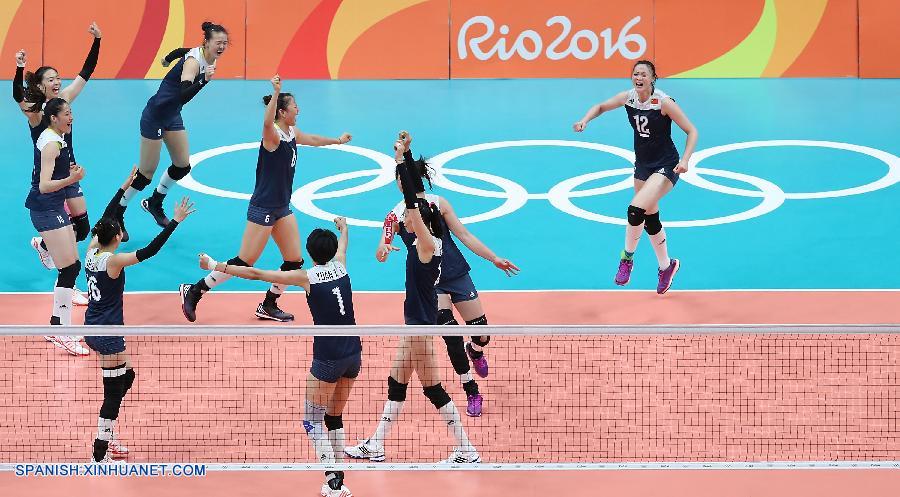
top-left (331, 287), bottom-right (346, 316)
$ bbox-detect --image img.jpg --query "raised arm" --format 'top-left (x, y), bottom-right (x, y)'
top-left (573, 90), bottom-right (628, 132)
top-left (261, 75), bottom-right (281, 151)
top-left (199, 254), bottom-right (309, 290)
top-left (662, 98), bottom-right (699, 173)
top-left (439, 196), bottom-right (519, 276)
top-left (106, 197), bottom-right (195, 277)
top-left (90, 166), bottom-right (137, 251)
top-left (375, 210), bottom-right (400, 262)
top-left (333, 217), bottom-right (349, 267)
top-left (60, 22), bottom-right (102, 104)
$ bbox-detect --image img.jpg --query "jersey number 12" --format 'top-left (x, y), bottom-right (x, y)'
top-left (331, 286), bottom-right (346, 315)
top-left (633, 115), bottom-right (650, 136)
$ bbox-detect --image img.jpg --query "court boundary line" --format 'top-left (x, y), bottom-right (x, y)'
top-left (1, 289), bottom-right (899, 295)
top-left (1, 461), bottom-right (899, 471)
top-left (1, 324), bottom-right (898, 336)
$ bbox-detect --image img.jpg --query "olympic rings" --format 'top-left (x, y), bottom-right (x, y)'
top-left (182, 139), bottom-right (900, 228)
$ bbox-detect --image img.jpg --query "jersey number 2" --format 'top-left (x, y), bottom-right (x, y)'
top-left (633, 115), bottom-right (650, 136)
top-left (331, 287), bottom-right (346, 315)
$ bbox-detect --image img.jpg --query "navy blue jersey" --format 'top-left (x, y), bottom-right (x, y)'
top-left (392, 195), bottom-right (470, 283)
top-left (249, 126), bottom-right (297, 208)
top-left (84, 248), bottom-right (126, 325)
top-left (25, 129), bottom-right (70, 210)
top-left (624, 88), bottom-right (680, 170)
top-left (397, 214), bottom-right (443, 325)
top-left (30, 121), bottom-right (75, 166)
top-left (144, 47), bottom-right (210, 120)
top-left (306, 261), bottom-right (360, 360)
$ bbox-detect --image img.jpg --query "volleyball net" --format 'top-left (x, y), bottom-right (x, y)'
top-left (2, 325), bottom-right (899, 465)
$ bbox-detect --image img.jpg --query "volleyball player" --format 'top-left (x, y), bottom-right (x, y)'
top-left (14, 23), bottom-right (102, 316)
top-left (113, 22), bottom-right (228, 241)
top-left (84, 169), bottom-right (194, 462)
top-left (346, 133), bottom-right (480, 464)
top-left (377, 136), bottom-right (519, 417)
top-left (198, 216), bottom-right (355, 496)
top-left (574, 60), bottom-right (698, 294)
top-left (180, 75), bottom-right (351, 322)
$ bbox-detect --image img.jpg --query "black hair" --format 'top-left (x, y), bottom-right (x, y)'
top-left (306, 228), bottom-right (339, 265)
top-left (262, 92), bottom-right (295, 117)
top-left (92, 217), bottom-right (122, 246)
top-left (394, 157), bottom-right (434, 190)
top-left (201, 21), bottom-right (228, 41)
top-left (24, 66), bottom-right (57, 113)
top-left (632, 60), bottom-right (658, 93)
top-left (41, 98), bottom-right (69, 128)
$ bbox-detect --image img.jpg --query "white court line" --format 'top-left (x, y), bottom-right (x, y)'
top-left (1, 288), bottom-right (898, 295)
top-left (1, 324), bottom-right (898, 336)
top-left (1, 461), bottom-right (899, 471)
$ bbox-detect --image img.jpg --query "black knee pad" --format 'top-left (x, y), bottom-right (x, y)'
top-left (131, 171), bottom-right (152, 191)
top-left (323, 414), bottom-right (343, 431)
top-left (72, 213), bottom-right (90, 242)
top-left (437, 309), bottom-right (459, 326)
top-left (471, 335), bottom-right (490, 347)
top-left (56, 260), bottom-right (81, 288)
top-left (643, 211), bottom-right (662, 235)
top-left (466, 315), bottom-right (488, 326)
top-left (166, 164), bottom-right (192, 181)
top-left (280, 260), bottom-right (303, 271)
top-left (100, 371), bottom-right (127, 420)
top-left (387, 376), bottom-right (408, 402)
top-left (627, 205), bottom-right (646, 226)
top-left (122, 368), bottom-right (135, 395)
top-left (442, 336), bottom-right (470, 375)
top-left (422, 383), bottom-right (451, 409)
top-left (227, 256), bottom-right (250, 267)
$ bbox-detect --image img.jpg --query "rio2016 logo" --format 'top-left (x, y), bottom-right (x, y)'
top-left (457, 15), bottom-right (647, 62)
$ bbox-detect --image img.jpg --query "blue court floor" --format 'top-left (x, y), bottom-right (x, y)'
top-left (2, 78), bottom-right (898, 292)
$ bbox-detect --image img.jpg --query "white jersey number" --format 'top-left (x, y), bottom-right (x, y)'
top-left (87, 275), bottom-right (101, 302)
top-left (633, 115), bottom-right (650, 137)
top-left (331, 286), bottom-right (346, 316)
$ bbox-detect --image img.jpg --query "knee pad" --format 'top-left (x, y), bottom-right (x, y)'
top-left (643, 211), bottom-right (662, 235)
top-left (387, 376), bottom-right (408, 402)
top-left (626, 205), bottom-right (646, 227)
top-left (227, 256), bottom-right (250, 267)
top-left (56, 260), bottom-right (81, 288)
top-left (122, 368), bottom-right (135, 395)
top-left (323, 414), bottom-right (343, 431)
top-left (442, 336), bottom-right (470, 375)
top-left (471, 335), bottom-right (490, 347)
top-left (437, 309), bottom-right (459, 326)
top-left (422, 383), bottom-right (451, 409)
top-left (166, 164), bottom-right (192, 181)
top-left (466, 315), bottom-right (488, 326)
top-left (131, 171), bottom-right (152, 191)
top-left (100, 369), bottom-right (127, 420)
top-left (280, 260), bottom-right (303, 271)
top-left (72, 213), bottom-right (90, 242)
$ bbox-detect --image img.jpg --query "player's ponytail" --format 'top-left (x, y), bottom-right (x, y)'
top-left (92, 217), bottom-right (122, 246)
top-left (201, 21), bottom-right (228, 40)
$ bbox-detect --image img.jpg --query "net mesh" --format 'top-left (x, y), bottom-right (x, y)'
top-left (2, 328), bottom-right (900, 463)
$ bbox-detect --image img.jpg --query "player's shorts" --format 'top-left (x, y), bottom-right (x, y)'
top-left (634, 163), bottom-right (679, 186)
top-left (436, 273), bottom-right (479, 303)
top-left (84, 336), bottom-right (126, 355)
top-left (63, 182), bottom-right (84, 199)
top-left (30, 207), bottom-right (72, 232)
top-left (247, 203), bottom-right (292, 227)
top-left (310, 352), bottom-right (362, 383)
top-left (140, 106), bottom-right (185, 140)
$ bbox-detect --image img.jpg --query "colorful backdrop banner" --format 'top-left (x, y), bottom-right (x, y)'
top-left (0, 0), bottom-right (894, 80)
